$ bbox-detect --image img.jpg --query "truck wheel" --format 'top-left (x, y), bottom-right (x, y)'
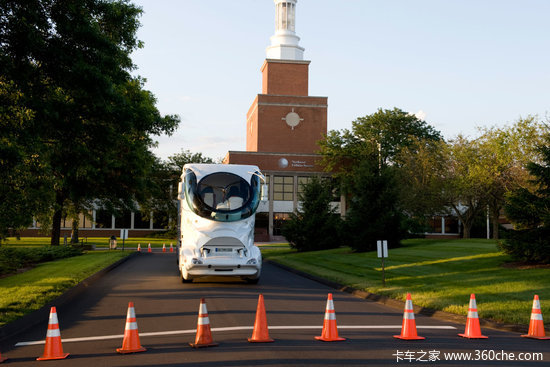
top-left (181, 267), bottom-right (193, 283)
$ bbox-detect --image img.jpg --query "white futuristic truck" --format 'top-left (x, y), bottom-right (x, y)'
top-left (177, 163), bottom-right (267, 283)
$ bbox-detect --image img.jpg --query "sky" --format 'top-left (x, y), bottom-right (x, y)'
top-left (130, 0), bottom-right (550, 161)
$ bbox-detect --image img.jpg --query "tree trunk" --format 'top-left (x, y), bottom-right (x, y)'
top-left (462, 222), bottom-right (471, 239)
top-left (50, 191), bottom-right (65, 246)
top-left (71, 217), bottom-right (80, 244)
top-left (490, 206), bottom-right (501, 240)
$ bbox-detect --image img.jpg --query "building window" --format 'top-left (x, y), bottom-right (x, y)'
top-left (134, 212), bottom-right (151, 229)
top-left (273, 176), bottom-right (294, 201)
top-left (115, 211), bottom-right (132, 229)
top-left (273, 212), bottom-right (290, 236)
top-left (153, 211), bottom-right (169, 229)
top-left (95, 210), bottom-right (113, 229)
top-left (297, 176), bottom-right (312, 197)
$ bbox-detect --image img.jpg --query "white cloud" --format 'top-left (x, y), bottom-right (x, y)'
top-left (414, 110), bottom-right (427, 121)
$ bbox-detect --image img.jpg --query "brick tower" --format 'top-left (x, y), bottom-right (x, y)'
top-left (225, 0), bottom-right (335, 240)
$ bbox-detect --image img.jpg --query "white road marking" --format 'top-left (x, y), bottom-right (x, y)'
top-left (15, 325), bottom-right (456, 347)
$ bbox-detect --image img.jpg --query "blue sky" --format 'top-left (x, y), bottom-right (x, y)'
top-left (131, 0), bottom-right (550, 161)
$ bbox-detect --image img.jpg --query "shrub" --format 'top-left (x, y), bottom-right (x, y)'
top-left (0, 246), bottom-right (83, 276)
top-left (499, 228), bottom-right (550, 264)
top-left (282, 177), bottom-right (343, 252)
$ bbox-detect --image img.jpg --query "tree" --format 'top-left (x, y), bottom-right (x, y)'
top-left (396, 138), bottom-right (449, 230)
top-left (1, 0), bottom-right (179, 244)
top-left (501, 134), bottom-right (550, 263)
top-left (343, 156), bottom-right (404, 252)
top-left (0, 79), bottom-right (53, 241)
top-left (139, 150), bottom-right (214, 232)
top-left (475, 117), bottom-right (545, 239)
top-left (282, 177), bottom-right (342, 251)
top-left (320, 107), bottom-right (442, 175)
top-left (319, 107), bottom-right (442, 246)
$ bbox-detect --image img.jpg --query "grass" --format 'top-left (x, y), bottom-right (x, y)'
top-left (262, 239), bottom-right (550, 327)
top-left (2, 237), bottom-right (176, 248)
top-left (0, 251), bottom-right (131, 326)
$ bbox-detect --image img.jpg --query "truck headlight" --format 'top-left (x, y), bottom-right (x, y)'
top-left (246, 258), bottom-right (257, 265)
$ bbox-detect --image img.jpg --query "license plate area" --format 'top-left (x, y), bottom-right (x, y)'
top-left (215, 247), bottom-right (233, 253)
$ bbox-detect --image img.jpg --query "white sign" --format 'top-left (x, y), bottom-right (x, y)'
top-left (377, 240), bottom-right (388, 258)
top-left (120, 229), bottom-right (128, 240)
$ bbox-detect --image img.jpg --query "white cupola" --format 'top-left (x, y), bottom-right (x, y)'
top-left (266, 0), bottom-right (305, 60)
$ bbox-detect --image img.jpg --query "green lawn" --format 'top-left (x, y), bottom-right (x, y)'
top-left (0, 251), bottom-right (132, 326)
top-left (262, 239), bottom-right (550, 327)
top-left (2, 236), bottom-right (176, 248)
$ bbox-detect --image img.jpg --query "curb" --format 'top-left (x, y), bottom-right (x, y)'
top-left (266, 259), bottom-right (528, 334)
top-left (0, 251), bottom-right (139, 344)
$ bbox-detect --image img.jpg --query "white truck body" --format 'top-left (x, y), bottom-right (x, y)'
top-left (177, 163), bottom-right (265, 283)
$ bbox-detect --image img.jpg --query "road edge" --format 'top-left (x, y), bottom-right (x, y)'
top-left (0, 251), bottom-right (139, 344)
top-left (265, 259), bottom-right (528, 334)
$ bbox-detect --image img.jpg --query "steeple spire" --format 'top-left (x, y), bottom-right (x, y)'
top-left (266, 0), bottom-right (305, 60)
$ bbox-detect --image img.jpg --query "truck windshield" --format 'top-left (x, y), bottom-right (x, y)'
top-left (184, 170), bottom-right (260, 222)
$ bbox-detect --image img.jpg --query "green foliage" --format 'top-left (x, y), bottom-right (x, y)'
top-left (139, 150), bottom-right (214, 231)
top-left (498, 228), bottom-right (550, 264)
top-left (319, 107), bottom-right (441, 243)
top-left (0, 0), bottom-right (180, 245)
top-left (282, 177), bottom-right (342, 252)
top-left (344, 158), bottom-right (404, 252)
top-left (0, 246), bottom-right (82, 276)
top-left (320, 107), bottom-right (442, 175)
top-left (503, 134), bottom-right (550, 263)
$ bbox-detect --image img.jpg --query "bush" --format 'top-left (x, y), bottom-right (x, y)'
top-left (344, 159), bottom-right (404, 252)
top-left (498, 228), bottom-right (550, 264)
top-left (0, 246), bottom-right (83, 276)
top-left (282, 177), bottom-right (343, 252)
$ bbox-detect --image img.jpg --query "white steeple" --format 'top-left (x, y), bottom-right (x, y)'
top-left (266, 0), bottom-right (305, 60)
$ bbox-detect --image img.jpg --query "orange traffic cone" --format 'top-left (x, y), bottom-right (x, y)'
top-left (162, 243), bottom-right (166, 252)
top-left (315, 293), bottom-right (346, 341)
top-left (37, 307), bottom-right (69, 361)
top-left (393, 293), bottom-right (425, 340)
top-left (147, 243), bottom-right (152, 253)
top-left (137, 243), bottom-right (141, 252)
top-left (170, 243), bottom-right (174, 253)
top-left (189, 298), bottom-right (218, 348)
top-left (0, 350), bottom-right (7, 363)
top-left (117, 302), bottom-right (147, 353)
top-left (458, 294), bottom-right (488, 339)
top-left (522, 295), bottom-right (550, 340)
top-left (248, 294), bottom-right (274, 343)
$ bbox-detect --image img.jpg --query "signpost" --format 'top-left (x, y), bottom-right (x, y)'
top-left (120, 229), bottom-right (128, 251)
top-left (377, 240), bottom-right (388, 287)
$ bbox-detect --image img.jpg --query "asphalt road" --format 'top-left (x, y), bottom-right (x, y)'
top-left (2, 251), bottom-right (548, 366)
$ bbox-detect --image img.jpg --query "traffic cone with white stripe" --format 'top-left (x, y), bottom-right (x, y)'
top-left (37, 307), bottom-right (69, 360)
top-left (137, 243), bottom-right (141, 252)
top-left (458, 294), bottom-right (488, 339)
top-left (170, 243), bottom-right (174, 253)
top-left (393, 293), bottom-right (425, 340)
top-left (189, 298), bottom-right (218, 348)
top-left (162, 243), bottom-right (166, 252)
top-left (315, 293), bottom-right (346, 341)
top-left (522, 295), bottom-right (550, 340)
top-left (117, 302), bottom-right (147, 353)
top-left (147, 243), bottom-right (152, 253)
top-left (248, 294), bottom-right (274, 343)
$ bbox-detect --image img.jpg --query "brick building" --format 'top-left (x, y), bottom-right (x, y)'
top-left (224, 0), bottom-right (342, 241)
